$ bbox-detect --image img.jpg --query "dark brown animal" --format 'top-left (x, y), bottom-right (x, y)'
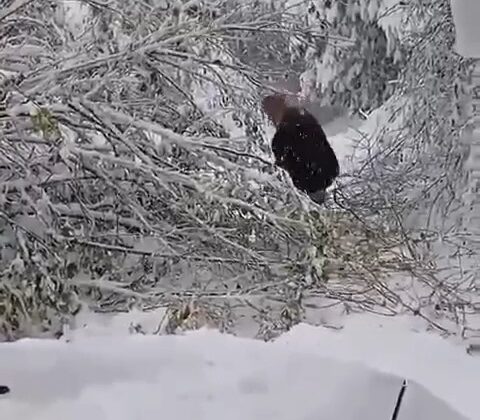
top-left (262, 94), bottom-right (339, 204)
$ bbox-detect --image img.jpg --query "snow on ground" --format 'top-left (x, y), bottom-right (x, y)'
top-left (278, 315), bottom-right (480, 419)
top-left (0, 311), bottom-right (479, 420)
top-left (326, 102), bottom-right (393, 174)
top-left (325, 116), bottom-right (363, 173)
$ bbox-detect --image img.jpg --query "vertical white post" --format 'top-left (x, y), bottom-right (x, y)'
top-left (461, 68), bottom-right (480, 221)
top-left (449, 0), bottom-right (480, 230)
top-left (450, 0), bottom-right (480, 58)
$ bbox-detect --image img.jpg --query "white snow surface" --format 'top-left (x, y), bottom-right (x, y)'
top-left (0, 312), bottom-right (478, 420)
top-left (325, 102), bottom-right (394, 174)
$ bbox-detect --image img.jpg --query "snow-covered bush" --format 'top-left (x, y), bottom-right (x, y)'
top-left (2, 0), bottom-right (392, 340)
top-left (328, 0), bottom-right (480, 337)
top-left (346, 0), bottom-right (474, 229)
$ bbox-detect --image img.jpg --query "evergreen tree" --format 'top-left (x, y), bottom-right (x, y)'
top-left (297, 0), bottom-right (405, 114)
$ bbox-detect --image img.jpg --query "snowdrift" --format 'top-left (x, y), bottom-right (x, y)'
top-left (0, 320), bottom-right (470, 420)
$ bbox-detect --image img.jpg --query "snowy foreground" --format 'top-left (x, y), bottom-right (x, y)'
top-left (0, 313), bottom-right (478, 420)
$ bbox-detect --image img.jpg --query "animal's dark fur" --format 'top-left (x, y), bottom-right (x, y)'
top-left (263, 95), bottom-right (340, 202)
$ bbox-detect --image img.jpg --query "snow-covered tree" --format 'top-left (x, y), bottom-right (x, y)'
top-left (332, 0), bottom-right (480, 335)
top-left (296, 0), bottom-right (406, 114)
top-left (356, 0), bottom-right (473, 226)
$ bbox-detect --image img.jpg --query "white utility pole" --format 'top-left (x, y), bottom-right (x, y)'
top-left (450, 0), bottom-right (480, 230)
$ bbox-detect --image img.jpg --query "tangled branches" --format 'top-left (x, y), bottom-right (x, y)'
top-left (1, 0), bottom-right (478, 341)
top-left (329, 0), bottom-right (480, 338)
top-left (0, 0), bottom-right (339, 339)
